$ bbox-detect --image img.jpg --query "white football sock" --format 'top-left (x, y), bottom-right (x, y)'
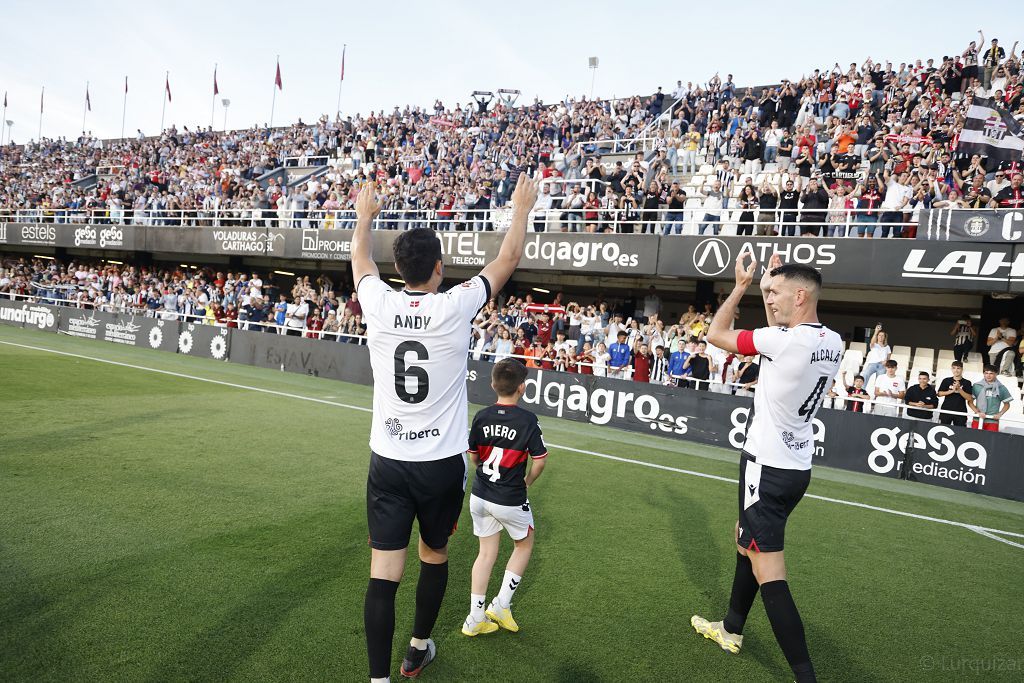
top-left (409, 637), bottom-right (427, 651)
top-left (494, 570), bottom-right (522, 609)
top-left (370, 677), bottom-right (389, 683)
top-left (470, 593), bottom-right (486, 622)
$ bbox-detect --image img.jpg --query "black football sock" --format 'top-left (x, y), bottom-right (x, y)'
top-left (412, 560), bottom-right (449, 641)
top-left (761, 580), bottom-right (816, 682)
top-left (365, 578), bottom-right (400, 679)
top-left (723, 552), bottom-right (759, 635)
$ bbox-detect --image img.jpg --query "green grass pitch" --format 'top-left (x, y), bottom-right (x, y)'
top-left (1, 325), bottom-right (1023, 682)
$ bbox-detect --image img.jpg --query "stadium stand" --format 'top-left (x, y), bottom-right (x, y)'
top-left (1, 38), bottom-right (1022, 235)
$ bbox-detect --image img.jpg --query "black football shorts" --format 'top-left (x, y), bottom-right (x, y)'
top-left (736, 452), bottom-right (811, 553)
top-left (366, 451), bottom-right (467, 551)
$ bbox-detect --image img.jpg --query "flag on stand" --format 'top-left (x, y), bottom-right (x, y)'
top-left (957, 96), bottom-right (1024, 164)
top-left (3, 91), bottom-right (7, 108)
top-left (165, 74), bottom-right (172, 102)
top-left (214, 66), bottom-right (219, 96)
top-left (275, 59), bottom-right (283, 90)
top-left (341, 46), bottom-right (346, 81)
top-left (40, 88), bottom-right (44, 113)
top-left (125, 76), bottom-right (128, 94)
top-left (86, 85), bottom-right (91, 111)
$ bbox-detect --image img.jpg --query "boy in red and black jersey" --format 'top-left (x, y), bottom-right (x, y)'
top-left (462, 359), bottom-right (547, 637)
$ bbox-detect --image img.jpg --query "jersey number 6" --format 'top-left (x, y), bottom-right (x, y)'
top-left (394, 340), bottom-right (429, 404)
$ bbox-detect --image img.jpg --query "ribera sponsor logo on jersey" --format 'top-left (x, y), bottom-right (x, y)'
top-left (523, 236), bottom-right (642, 270)
top-left (867, 424), bottom-right (987, 486)
top-left (73, 226), bottom-right (126, 249)
top-left (902, 247), bottom-right (1024, 283)
top-left (0, 302), bottom-right (56, 329)
top-left (520, 370), bottom-right (688, 434)
top-left (299, 229), bottom-right (352, 260)
top-left (692, 238), bottom-right (836, 277)
top-left (384, 416), bottom-right (442, 442)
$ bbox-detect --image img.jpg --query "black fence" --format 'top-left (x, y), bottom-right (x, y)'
top-left (1, 221), bottom-right (1023, 291)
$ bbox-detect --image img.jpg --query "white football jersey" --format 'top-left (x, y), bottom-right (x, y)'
top-left (358, 274), bottom-right (489, 462)
top-left (737, 323), bottom-right (842, 470)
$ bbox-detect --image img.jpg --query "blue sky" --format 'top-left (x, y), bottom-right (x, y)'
top-left (1, 1), bottom-right (1021, 141)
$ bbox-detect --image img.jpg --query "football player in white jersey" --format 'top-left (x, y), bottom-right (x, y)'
top-left (354, 174), bottom-right (538, 683)
top-left (692, 253), bottom-right (841, 683)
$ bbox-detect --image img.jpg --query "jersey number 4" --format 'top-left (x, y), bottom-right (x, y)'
top-left (798, 376), bottom-right (828, 422)
top-left (480, 447), bottom-right (503, 482)
top-left (394, 341), bottom-right (429, 404)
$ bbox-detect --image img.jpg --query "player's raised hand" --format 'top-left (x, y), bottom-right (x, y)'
top-left (355, 181), bottom-right (383, 221)
top-left (735, 252), bottom-right (757, 289)
top-left (760, 252), bottom-right (783, 292)
top-left (511, 172), bottom-right (539, 212)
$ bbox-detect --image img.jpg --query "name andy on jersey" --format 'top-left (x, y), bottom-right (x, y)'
top-left (395, 315), bottom-right (430, 330)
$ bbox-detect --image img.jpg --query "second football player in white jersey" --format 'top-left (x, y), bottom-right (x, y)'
top-left (354, 175), bottom-right (539, 682)
top-left (692, 253), bottom-right (841, 683)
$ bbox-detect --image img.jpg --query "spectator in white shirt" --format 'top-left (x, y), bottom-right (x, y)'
top-left (285, 296), bottom-right (309, 336)
top-left (986, 317), bottom-right (1017, 375)
top-left (861, 324), bottom-right (892, 388)
top-left (879, 170), bottom-right (912, 238)
top-left (531, 185), bottom-right (554, 232)
top-left (873, 360), bottom-right (906, 417)
top-left (698, 180), bottom-right (725, 235)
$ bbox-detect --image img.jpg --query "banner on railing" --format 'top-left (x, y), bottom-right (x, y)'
top-left (463, 363), bottom-right (1023, 502)
top-left (918, 208), bottom-right (1024, 243)
top-left (0, 298), bottom-right (59, 331)
top-left (0, 223), bottom-right (137, 250)
top-left (658, 236), bottom-right (1023, 293)
top-left (176, 322), bottom-right (231, 360)
top-left (3, 220), bottom-right (1024, 291)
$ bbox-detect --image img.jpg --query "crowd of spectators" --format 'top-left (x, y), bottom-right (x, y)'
top-left (5, 255), bottom-right (1022, 424)
top-left (2, 32), bottom-right (1022, 237)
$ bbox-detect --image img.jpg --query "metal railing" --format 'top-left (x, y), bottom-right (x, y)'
top-left (0, 205), bottom-right (938, 237)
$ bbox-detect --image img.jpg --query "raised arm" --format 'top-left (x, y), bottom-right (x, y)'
top-left (352, 182), bottom-right (383, 286)
top-left (479, 173), bottom-right (539, 293)
top-left (706, 252), bottom-right (758, 353)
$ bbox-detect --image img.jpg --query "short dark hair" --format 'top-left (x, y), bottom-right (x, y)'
top-left (983, 364), bottom-right (998, 373)
top-left (951, 360), bottom-right (963, 368)
top-left (884, 359), bottom-right (898, 368)
top-left (770, 263), bottom-right (822, 290)
top-left (918, 371), bottom-right (930, 378)
top-left (393, 228), bottom-right (442, 286)
top-left (492, 358), bottom-right (528, 396)
top-left (854, 374), bottom-right (864, 381)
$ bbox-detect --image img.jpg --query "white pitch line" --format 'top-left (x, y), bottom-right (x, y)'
top-left (3, 338), bottom-right (1023, 548)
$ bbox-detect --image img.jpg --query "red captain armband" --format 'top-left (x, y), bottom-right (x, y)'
top-left (736, 330), bottom-right (758, 356)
